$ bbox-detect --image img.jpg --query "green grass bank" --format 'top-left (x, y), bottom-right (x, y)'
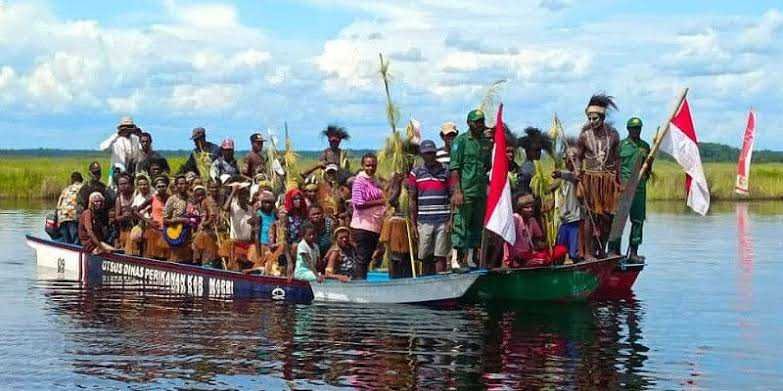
top-left (1, 154), bottom-right (782, 201)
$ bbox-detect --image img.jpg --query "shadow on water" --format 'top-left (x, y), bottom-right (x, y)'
top-left (34, 271), bottom-right (656, 389)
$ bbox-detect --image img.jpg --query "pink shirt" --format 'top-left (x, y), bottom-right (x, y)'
top-left (504, 214), bottom-right (543, 260)
top-left (350, 171), bottom-right (386, 233)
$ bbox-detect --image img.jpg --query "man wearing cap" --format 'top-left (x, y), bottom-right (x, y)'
top-left (178, 127), bottom-right (220, 176)
top-left (449, 109), bottom-right (492, 267)
top-left (242, 133), bottom-right (268, 178)
top-left (437, 122), bottom-right (458, 167)
top-left (608, 117), bottom-right (652, 261)
top-left (409, 140), bottom-right (451, 275)
top-left (136, 132), bottom-right (170, 176)
top-left (210, 138), bottom-right (240, 184)
top-left (100, 116), bottom-right (143, 178)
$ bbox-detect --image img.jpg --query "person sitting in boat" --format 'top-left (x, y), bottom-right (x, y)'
top-left (320, 124), bottom-right (350, 172)
top-left (324, 226), bottom-right (358, 282)
top-left (307, 204), bottom-right (334, 271)
top-left (504, 193), bottom-right (567, 267)
top-left (190, 185), bottom-right (219, 266)
top-left (78, 192), bottom-right (115, 254)
top-left (294, 223), bottom-right (325, 282)
top-left (163, 175), bottom-right (193, 263)
top-left (113, 173), bottom-right (135, 251)
top-left (222, 181), bottom-right (255, 271)
top-left (55, 171), bottom-right (84, 244)
top-left (408, 140), bottom-right (451, 275)
top-left (552, 143), bottom-right (584, 263)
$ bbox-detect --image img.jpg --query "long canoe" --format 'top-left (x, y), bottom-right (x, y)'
top-left (464, 257), bottom-right (621, 302)
top-left (312, 270), bottom-right (484, 304)
top-left (25, 235), bottom-right (480, 304)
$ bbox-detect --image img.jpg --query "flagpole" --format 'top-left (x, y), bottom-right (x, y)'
top-left (638, 88), bottom-right (689, 180)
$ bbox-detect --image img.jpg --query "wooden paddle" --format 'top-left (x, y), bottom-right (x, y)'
top-left (608, 88), bottom-right (689, 244)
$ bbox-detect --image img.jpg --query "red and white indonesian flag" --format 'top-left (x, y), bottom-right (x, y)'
top-left (660, 98), bottom-right (710, 215)
top-left (735, 110), bottom-right (756, 195)
top-left (484, 104), bottom-right (516, 244)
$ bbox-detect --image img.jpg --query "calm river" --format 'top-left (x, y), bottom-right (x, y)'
top-left (0, 200), bottom-right (781, 389)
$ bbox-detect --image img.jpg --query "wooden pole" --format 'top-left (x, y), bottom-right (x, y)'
top-left (608, 88), bottom-right (689, 245)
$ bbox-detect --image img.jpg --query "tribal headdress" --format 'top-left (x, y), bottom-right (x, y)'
top-left (519, 126), bottom-right (554, 157)
top-left (585, 93), bottom-right (618, 117)
top-left (322, 125), bottom-right (350, 140)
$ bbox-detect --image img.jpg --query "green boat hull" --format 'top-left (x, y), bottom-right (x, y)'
top-left (464, 257), bottom-right (620, 302)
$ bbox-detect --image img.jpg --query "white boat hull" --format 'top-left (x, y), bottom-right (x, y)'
top-left (310, 272), bottom-right (483, 304)
top-left (26, 237), bottom-right (83, 280)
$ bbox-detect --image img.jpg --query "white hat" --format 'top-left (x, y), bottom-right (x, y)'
top-left (118, 116), bottom-right (136, 129)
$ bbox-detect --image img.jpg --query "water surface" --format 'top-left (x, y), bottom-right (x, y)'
top-left (1, 201), bottom-right (781, 389)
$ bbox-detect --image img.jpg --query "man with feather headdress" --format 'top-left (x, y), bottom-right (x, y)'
top-left (320, 125), bottom-right (351, 172)
top-left (576, 94), bottom-right (621, 259)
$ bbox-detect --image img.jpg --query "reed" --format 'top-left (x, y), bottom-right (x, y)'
top-left (2, 155), bottom-right (782, 201)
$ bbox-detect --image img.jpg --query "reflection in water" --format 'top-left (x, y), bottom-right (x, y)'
top-left (36, 273), bottom-right (654, 389)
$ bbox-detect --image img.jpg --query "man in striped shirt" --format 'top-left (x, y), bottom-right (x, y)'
top-left (436, 122), bottom-right (459, 167)
top-left (408, 140), bottom-right (452, 275)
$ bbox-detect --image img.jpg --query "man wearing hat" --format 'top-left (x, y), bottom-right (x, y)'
top-left (408, 140), bottom-right (451, 275)
top-left (178, 127), bottom-right (220, 176)
top-left (437, 122), bottom-right (458, 166)
top-left (449, 109), bottom-right (492, 267)
top-left (242, 133), bottom-right (268, 178)
top-left (210, 138), bottom-right (240, 183)
top-left (100, 116), bottom-right (142, 179)
top-left (608, 117), bottom-right (652, 261)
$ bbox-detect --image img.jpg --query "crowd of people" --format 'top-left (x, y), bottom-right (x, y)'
top-left (51, 93), bottom-right (652, 282)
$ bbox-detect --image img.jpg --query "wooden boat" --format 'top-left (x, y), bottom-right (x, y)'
top-left (592, 259), bottom-right (645, 298)
top-left (311, 270), bottom-right (484, 304)
top-left (464, 256), bottom-right (621, 302)
top-left (26, 235), bottom-right (480, 304)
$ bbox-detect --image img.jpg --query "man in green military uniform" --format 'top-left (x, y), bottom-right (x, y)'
top-left (449, 109), bottom-right (493, 268)
top-left (609, 117), bottom-right (652, 262)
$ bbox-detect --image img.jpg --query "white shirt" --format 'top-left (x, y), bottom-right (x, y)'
top-left (229, 198), bottom-right (254, 241)
top-left (100, 133), bottom-right (142, 173)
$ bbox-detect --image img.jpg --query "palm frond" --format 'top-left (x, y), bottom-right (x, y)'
top-left (478, 79), bottom-right (507, 115)
top-left (379, 53), bottom-right (400, 133)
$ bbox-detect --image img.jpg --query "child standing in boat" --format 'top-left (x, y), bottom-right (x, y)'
top-left (294, 223), bottom-right (324, 282)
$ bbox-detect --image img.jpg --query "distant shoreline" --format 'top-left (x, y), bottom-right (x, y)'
top-left (1, 153), bottom-right (782, 202)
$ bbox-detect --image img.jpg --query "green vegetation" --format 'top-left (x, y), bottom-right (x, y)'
top-left (1, 152), bottom-right (782, 201)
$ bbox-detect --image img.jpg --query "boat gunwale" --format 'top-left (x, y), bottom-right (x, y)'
top-left (25, 234), bottom-right (311, 288)
top-left (483, 256), bottom-right (622, 275)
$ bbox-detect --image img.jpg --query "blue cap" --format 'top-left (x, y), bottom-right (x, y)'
top-left (419, 140), bottom-right (437, 154)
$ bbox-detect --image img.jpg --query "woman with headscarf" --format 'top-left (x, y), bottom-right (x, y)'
top-left (269, 188), bottom-right (307, 276)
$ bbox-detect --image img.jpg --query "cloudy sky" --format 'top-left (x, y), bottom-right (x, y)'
top-left (1, 0), bottom-right (781, 150)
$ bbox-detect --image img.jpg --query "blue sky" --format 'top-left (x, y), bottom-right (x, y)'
top-left (1, 0), bottom-right (781, 150)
